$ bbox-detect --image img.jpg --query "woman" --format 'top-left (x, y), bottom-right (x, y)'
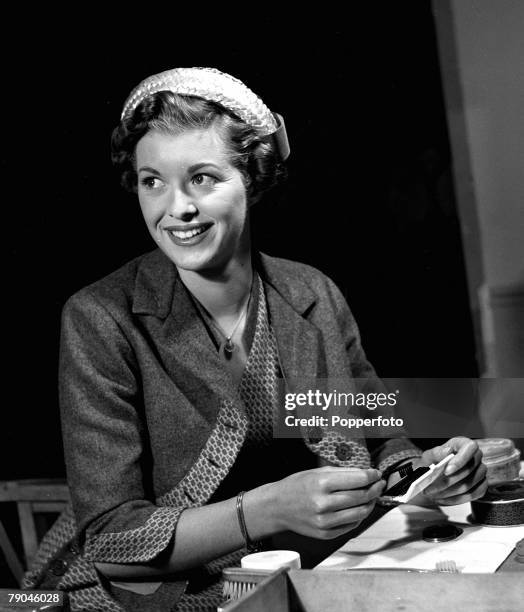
top-left (24, 67), bottom-right (487, 611)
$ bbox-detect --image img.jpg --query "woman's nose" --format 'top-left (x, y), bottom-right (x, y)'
top-left (167, 188), bottom-right (198, 219)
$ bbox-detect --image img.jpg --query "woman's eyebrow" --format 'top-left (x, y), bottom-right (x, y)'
top-left (137, 166), bottom-right (161, 175)
top-left (187, 162), bottom-right (224, 173)
top-left (138, 162), bottom-right (224, 175)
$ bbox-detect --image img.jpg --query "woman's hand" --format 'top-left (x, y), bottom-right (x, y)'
top-left (416, 437), bottom-right (488, 505)
top-left (261, 467), bottom-right (385, 540)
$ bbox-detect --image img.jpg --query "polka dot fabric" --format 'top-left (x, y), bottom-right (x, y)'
top-left (307, 433), bottom-right (372, 468)
top-left (86, 506), bottom-right (183, 563)
top-left (59, 557), bottom-right (124, 612)
top-left (239, 278), bottom-right (279, 447)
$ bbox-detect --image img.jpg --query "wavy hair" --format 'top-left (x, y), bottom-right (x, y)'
top-left (111, 91), bottom-right (286, 201)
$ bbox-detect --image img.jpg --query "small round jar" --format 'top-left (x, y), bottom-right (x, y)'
top-left (477, 438), bottom-right (521, 484)
top-left (241, 550), bottom-right (301, 570)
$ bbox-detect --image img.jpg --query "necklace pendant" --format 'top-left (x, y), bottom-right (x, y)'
top-left (224, 338), bottom-right (235, 356)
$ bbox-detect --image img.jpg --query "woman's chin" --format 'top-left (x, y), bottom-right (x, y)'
top-left (158, 238), bottom-right (245, 276)
top-left (161, 247), bottom-right (220, 275)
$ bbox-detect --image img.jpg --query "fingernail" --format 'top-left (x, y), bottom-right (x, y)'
top-left (444, 464), bottom-right (455, 475)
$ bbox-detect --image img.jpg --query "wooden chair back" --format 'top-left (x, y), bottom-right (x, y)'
top-left (0, 479), bottom-right (70, 585)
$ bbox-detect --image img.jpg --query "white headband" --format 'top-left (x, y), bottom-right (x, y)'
top-left (121, 67), bottom-right (290, 160)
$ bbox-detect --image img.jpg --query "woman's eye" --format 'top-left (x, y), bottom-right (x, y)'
top-left (191, 173), bottom-right (217, 187)
top-left (140, 176), bottom-right (163, 190)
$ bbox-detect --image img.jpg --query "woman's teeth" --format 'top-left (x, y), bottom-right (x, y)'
top-left (171, 226), bottom-right (207, 239)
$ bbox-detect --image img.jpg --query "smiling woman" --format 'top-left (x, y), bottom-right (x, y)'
top-left (22, 67), bottom-right (487, 612)
top-left (136, 128), bottom-right (250, 274)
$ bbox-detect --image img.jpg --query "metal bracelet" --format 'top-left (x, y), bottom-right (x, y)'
top-left (236, 491), bottom-right (261, 552)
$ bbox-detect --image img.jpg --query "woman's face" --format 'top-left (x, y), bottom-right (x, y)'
top-left (135, 126), bottom-right (250, 274)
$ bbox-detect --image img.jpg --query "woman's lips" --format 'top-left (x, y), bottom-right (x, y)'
top-left (163, 222), bottom-right (213, 246)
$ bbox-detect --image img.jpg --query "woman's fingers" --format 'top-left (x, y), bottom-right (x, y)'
top-left (321, 479), bottom-right (386, 512)
top-left (422, 437), bottom-right (487, 505)
top-left (426, 462), bottom-right (487, 501)
top-left (425, 450), bottom-right (484, 496)
top-left (442, 437), bottom-right (479, 476)
top-left (432, 471), bottom-right (489, 506)
top-left (313, 499), bottom-right (378, 537)
top-left (273, 467), bottom-right (385, 536)
top-left (322, 499), bottom-right (378, 529)
top-left (307, 474), bottom-right (386, 538)
top-left (319, 467), bottom-right (383, 493)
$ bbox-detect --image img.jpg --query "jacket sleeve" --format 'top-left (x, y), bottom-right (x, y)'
top-left (59, 290), bottom-right (184, 564)
top-left (320, 274), bottom-right (422, 472)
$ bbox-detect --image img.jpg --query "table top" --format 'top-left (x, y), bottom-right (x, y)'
top-left (316, 501), bottom-right (524, 573)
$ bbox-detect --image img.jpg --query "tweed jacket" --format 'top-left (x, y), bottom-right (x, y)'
top-left (25, 249), bottom-right (420, 611)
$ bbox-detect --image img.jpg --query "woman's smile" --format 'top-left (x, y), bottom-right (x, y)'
top-left (163, 221), bottom-right (214, 246)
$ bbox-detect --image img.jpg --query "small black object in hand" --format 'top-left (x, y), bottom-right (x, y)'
top-left (383, 467), bottom-right (430, 497)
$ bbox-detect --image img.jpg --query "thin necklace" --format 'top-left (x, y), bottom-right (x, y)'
top-left (209, 292), bottom-right (251, 357)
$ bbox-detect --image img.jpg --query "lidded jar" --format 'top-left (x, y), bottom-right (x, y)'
top-left (477, 438), bottom-right (521, 484)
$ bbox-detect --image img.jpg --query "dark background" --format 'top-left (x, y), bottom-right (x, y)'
top-left (2, 3), bottom-right (478, 479)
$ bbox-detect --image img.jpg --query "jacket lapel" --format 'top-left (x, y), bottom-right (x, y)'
top-left (257, 253), bottom-right (326, 385)
top-left (131, 249), bottom-right (245, 427)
